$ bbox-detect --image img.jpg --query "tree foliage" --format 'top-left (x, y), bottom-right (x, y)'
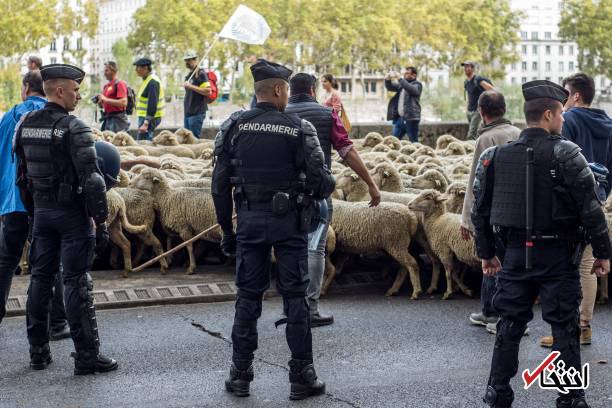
top-left (559, 0), bottom-right (612, 79)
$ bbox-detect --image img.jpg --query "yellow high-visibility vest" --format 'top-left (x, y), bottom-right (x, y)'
top-left (136, 73), bottom-right (165, 118)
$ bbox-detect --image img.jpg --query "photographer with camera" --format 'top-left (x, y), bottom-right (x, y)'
top-left (93, 61), bottom-right (130, 132)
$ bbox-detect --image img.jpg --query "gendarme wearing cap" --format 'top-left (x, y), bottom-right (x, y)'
top-left (40, 63), bottom-right (85, 83)
top-left (522, 79), bottom-right (569, 104)
top-left (250, 59), bottom-right (292, 83)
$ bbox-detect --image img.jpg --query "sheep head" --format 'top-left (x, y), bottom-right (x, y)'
top-left (394, 154), bottom-right (414, 164)
top-left (363, 132), bottom-right (384, 147)
top-left (112, 132), bottom-right (135, 147)
top-left (334, 169), bottom-right (368, 201)
top-left (442, 141), bottom-right (467, 156)
top-left (435, 134), bottom-right (459, 150)
top-left (175, 127), bottom-right (197, 144)
top-left (130, 167), bottom-right (167, 193)
top-left (399, 144), bottom-right (417, 155)
top-left (397, 163), bottom-right (419, 176)
top-left (199, 148), bottom-right (214, 160)
top-left (153, 131), bottom-right (180, 146)
top-left (372, 143), bottom-right (391, 153)
top-left (410, 145), bottom-right (437, 159)
top-left (408, 189), bottom-right (447, 215)
top-left (371, 162), bottom-right (402, 192)
top-left (382, 135), bottom-right (401, 150)
top-left (410, 169), bottom-right (449, 192)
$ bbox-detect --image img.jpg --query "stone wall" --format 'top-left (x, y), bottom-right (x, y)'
top-left (133, 121), bottom-right (526, 148)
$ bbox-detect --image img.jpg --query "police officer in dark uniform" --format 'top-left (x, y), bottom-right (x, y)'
top-left (212, 60), bottom-right (335, 400)
top-left (13, 64), bottom-right (119, 375)
top-left (472, 80), bottom-right (611, 408)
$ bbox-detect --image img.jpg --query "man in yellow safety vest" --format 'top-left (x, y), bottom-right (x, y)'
top-left (133, 58), bottom-right (164, 140)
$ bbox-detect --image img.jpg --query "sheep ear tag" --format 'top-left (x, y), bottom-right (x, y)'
top-left (435, 180), bottom-right (441, 187)
top-left (122, 140), bottom-right (127, 146)
top-left (350, 174), bottom-right (359, 181)
top-left (383, 171), bottom-right (390, 177)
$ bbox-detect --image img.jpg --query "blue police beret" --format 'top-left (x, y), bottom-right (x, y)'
top-left (250, 59), bottom-right (292, 83)
top-left (133, 57), bottom-right (153, 66)
top-left (39, 64), bottom-right (85, 83)
top-left (522, 80), bottom-right (569, 104)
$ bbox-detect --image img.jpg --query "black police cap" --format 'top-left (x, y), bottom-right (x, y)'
top-left (133, 57), bottom-right (153, 67)
top-left (522, 80), bottom-right (569, 104)
top-left (39, 63), bottom-right (85, 83)
top-left (250, 59), bottom-right (292, 83)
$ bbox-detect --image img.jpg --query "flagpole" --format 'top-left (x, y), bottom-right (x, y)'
top-left (187, 33), bottom-right (220, 82)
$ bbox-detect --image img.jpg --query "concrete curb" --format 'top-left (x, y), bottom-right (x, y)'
top-left (5, 271), bottom-right (389, 317)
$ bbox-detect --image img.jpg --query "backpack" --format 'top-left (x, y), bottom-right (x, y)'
top-left (114, 80), bottom-right (136, 115)
top-left (205, 70), bottom-right (219, 104)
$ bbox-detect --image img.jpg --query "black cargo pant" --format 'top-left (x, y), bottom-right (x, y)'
top-left (232, 207), bottom-right (312, 371)
top-left (0, 212), bottom-right (67, 328)
top-left (26, 207), bottom-right (99, 353)
top-left (487, 241), bottom-right (583, 405)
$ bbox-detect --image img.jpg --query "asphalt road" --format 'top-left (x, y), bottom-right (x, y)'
top-left (1, 294), bottom-right (611, 408)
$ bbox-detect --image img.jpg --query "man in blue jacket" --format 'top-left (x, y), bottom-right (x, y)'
top-left (0, 71), bottom-right (69, 340)
top-left (385, 67), bottom-right (423, 142)
top-left (539, 72), bottom-right (612, 350)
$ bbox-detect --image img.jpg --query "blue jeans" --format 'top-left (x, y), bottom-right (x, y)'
top-left (136, 117), bottom-right (161, 141)
top-left (307, 198), bottom-right (332, 313)
top-left (392, 118), bottom-right (420, 142)
top-left (184, 113), bottom-right (204, 138)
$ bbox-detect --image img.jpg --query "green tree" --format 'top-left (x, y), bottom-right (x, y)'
top-left (559, 0), bottom-right (612, 78)
top-left (112, 39), bottom-right (140, 89)
top-left (0, 0), bottom-right (59, 58)
top-left (0, 64), bottom-right (22, 111)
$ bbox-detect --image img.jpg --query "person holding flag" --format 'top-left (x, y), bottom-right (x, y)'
top-left (182, 51), bottom-right (211, 138)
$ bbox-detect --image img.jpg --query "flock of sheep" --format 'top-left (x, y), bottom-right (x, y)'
top-left (18, 127), bottom-right (609, 304)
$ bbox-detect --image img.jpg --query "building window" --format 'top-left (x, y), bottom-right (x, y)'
top-left (521, 77), bottom-right (527, 84)
top-left (511, 63), bottom-right (517, 71)
top-left (532, 76), bottom-right (538, 81)
top-left (522, 61), bottom-right (527, 71)
top-left (63, 37), bottom-right (69, 51)
top-left (344, 65), bottom-right (351, 75)
top-left (569, 45), bottom-right (574, 56)
top-left (50, 57), bottom-right (57, 64)
top-left (511, 77), bottom-right (517, 84)
top-left (545, 76), bottom-right (551, 81)
top-left (50, 40), bottom-right (56, 51)
top-left (559, 61), bottom-right (564, 71)
top-left (545, 61), bottom-right (551, 72)
top-left (532, 61), bottom-right (538, 71)
top-left (545, 45), bottom-right (551, 55)
top-left (76, 38), bottom-right (83, 51)
top-left (340, 81), bottom-right (352, 93)
top-left (602, 77), bottom-right (606, 88)
top-left (532, 45), bottom-right (538, 55)
top-left (569, 61), bottom-right (574, 71)
top-left (545, 32), bottom-right (552, 40)
top-left (521, 45), bottom-right (527, 54)
top-left (369, 81), bottom-right (377, 93)
top-left (521, 31), bottom-right (528, 39)
top-left (531, 32), bottom-right (538, 40)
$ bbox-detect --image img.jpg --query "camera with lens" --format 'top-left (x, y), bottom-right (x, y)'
top-left (90, 95), bottom-right (100, 104)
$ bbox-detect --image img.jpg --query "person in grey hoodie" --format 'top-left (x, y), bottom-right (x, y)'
top-left (460, 90), bottom-right (521, 333)
top-left (539, 72), bottom-right (612, 349)
top-left (384, 66), bottom-right (422, 142)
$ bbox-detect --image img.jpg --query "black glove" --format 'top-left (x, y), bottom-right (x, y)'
top-left (95, 222), bottom-right (110, 255)
top-left (220, 232), bottom-right (237, 257)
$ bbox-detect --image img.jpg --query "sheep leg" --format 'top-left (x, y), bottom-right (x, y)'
top-left (441, 258), bottom-right (455, 300)
top-left (109, 222), bottom-right (133, 278)
top-left (321, 253), bottom-right (348, 296)
top-left (141, 230), bottom-right (169, 274)
top-left (386, 247), bottom-right (421, 299)
top-left (109, 246), bottom-right (120, 270)
top-left (132, 240), bottom-right (145, 265)
top-left (182, 234), bottom-right (197, 275)
top-left (451, 263), bottom-right (473, 298)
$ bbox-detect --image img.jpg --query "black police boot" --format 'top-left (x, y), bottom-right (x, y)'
top-left (225, 363), bottom-right (254, 397)
top-left (483, 385), bottom-right (514, 408)
top-left (310, 311), bottom-right (334, 327)
top-left (556, 392), bottom-right (590, 408)
top-left (72, 350), bottom-right (118, 375)
top-left (29, 344), bottom-right (52, 370)
top-left (289, 359), bottom-right (326, 400)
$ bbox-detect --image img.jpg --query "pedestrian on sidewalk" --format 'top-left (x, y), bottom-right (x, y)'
top-left (460, 90), bottom-right (520, 333)
top-left (462, 61), bottom-right (494, 140)
top-left (182, 51), bottom-right (211, 138)
top-left (134, 58), bottom-right (164, 140)
top-left (0, 70), bottom-right (70, 341)
top-left (384, 66), bottom-right (423, 142)
top-left (539, 72), bottom-right (612, 349)
top-left (95, 61), bottom-right (130, 133)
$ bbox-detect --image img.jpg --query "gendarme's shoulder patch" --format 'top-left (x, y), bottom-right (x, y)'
top-left (21, 127), bottom-right (66, 140)
top-left (237, 122), bottom-right (299, 137)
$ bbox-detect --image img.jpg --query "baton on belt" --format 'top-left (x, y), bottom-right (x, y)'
top-left (525, 148), bottom-right (534, 271)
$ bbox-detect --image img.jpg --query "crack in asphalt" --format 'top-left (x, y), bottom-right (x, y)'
top-left (182, 314), bottom-right (362, 407)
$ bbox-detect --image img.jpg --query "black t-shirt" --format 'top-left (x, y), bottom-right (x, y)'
top-left (184, 69), bottom-right (209, 116)
top-left (464, 75), bottom-right (492, 111)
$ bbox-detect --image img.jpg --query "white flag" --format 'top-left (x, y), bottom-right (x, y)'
top-left (218, 5), bottom-right (271, 45)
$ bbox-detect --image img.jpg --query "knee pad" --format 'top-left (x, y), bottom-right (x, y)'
top-left (234, 295), bottom-right (262, 326)
top-left (483, 385), bottom-right (514, 408)
top-left (76, 273), bottom-right (94, 304)
top-left (495, 319), bottom-right (526, 348)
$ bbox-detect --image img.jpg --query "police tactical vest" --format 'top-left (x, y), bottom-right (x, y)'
top-left (285, 95), bottom-right (333, 168)
top-left (17, 106), bottom-right (79, 207)
top-left (490, 131), bottom-right (561, 232)
top-left (230, 107), bottom-right (303, 205)
top-left (136, 73), bottom-right (165, 118)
